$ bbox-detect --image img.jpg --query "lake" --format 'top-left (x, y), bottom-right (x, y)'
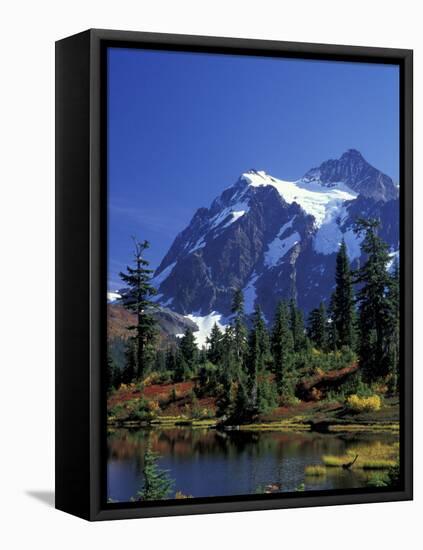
top-left (107, 427), bottom-right (397, 502)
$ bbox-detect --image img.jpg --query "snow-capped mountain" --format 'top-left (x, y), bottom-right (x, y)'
top-left (150, 150), bottom-right (399, 324)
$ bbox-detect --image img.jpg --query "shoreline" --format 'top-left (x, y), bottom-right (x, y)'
top-left (107, 416), bottom-right (399, 434)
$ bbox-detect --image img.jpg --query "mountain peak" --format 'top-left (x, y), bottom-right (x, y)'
top-left (303, 150), bottom-right (398, 202)
top-left (341, 148), bottom-right (364, 160)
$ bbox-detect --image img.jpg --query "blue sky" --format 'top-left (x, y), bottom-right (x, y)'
top-left (107, 47), bottom-right (399, 289)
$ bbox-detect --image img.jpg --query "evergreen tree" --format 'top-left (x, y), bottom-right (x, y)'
top-left (271, 301), bottom-right (294, 395)
top-left (307, 302), bottom-right (328, 350)
top-left (179, 328), bottom-right (198, 372)
top-left (107, 354), bottom-right (121, 391)
top-left (173, 349), bottom-right (189, 382)
top-left (207, 323), bottom-right (223, 364)
top-left (332, 239), bottom-right (356, 349)
top-left (289, 299), bottom-right (307, 352)
top-left (121, 338), bottom-right (136, 384)
top-left (386, 259), bottom-right (400, 393)
top-left (354, 219), bottom-right (394, 382)
top-left (327, 294), bottom-right (338, 351)
top-left (246, 305), bottom-right (269, 412)
top-left (257, 374), bottom-right (278, 414)
top-left (231, 288), bottom-right (248, 365)
top-left (216, 365), bottom-right (233, 417)
top-left (119, 239), bottom-right (158, 379)
top-left (154, 349), bottom-right (166, 373)
top-left (137, 445), bottom-right (173, 501)
top-left (231, 377), bottom-right (249, 422)
top-left (165, 346), bottom-right (177, 372)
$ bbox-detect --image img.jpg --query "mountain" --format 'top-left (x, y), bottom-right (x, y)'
top-left (108, 302), bottom-right (198, 341)
top-left (147, 150), bottom-right (400, 327)
top-left (303, 149), bottom-right (398, 201)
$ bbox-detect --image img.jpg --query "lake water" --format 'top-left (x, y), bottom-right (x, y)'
top-left (107, 427), bottom-right (397, 502)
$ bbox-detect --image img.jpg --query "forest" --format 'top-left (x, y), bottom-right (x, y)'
top-left (107, 218), bottom-right (400, 429)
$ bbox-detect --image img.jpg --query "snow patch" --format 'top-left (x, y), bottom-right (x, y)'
top-left (151, 261), bottom-right (177, 289)
top-left (185, 311), bottom-right (226, 348)
top-left (264, 220), bottom-right (300, 268)
top-left (387, 250), bottom-right (399, 272)
top-left (243, 171), bottom-right (357, 227)
top-left (209, 200), bottom-right (250, 231)
top-left (343, 228), bottom-right (364, 262)
top-left (313, 205), bottom-right (363, 260)
top-left (107, 291), bottom-right (121, 303)
top-left (243, 272), bottom-right (259, 314)
top-left (188, 237), bottom-right (206, 254)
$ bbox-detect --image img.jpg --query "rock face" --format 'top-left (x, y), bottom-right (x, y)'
top-left (303, 149), bottom-right (399, 202)
top-left (148, 150), bottom-right (399, 322)
top-left (108, 303), bottom-right (198, 342)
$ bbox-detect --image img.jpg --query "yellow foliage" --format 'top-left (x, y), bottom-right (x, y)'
top-left (322, 441), bottom-right (399, 469)
top-left (143, 372), bottom-right (161, 387)
top-left (305, 465), bottom-right (326, 476)
top-left (148, 400), bottom-right (160, 413)
top-left (346, 394), bottom-right (381, 413)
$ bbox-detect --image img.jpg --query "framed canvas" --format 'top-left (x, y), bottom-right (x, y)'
top-left (55, 29), bottom-right (413, 521)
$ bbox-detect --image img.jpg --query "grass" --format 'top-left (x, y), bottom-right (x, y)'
top-left (238, 421), bottom-right (310, 432)
top-left (361, 459), bottom-right (397, 469)
top-left (328, 422), bottom-right (399, 433)
top-left (322, 455), bottom-right (347, 467)
top-left (305, 465), bottom-right (327, 476)
top-left (322, 441), bottom-right (399, 470)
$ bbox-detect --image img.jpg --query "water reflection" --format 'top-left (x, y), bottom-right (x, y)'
top-left (107, 427), bottom-right (397, 502)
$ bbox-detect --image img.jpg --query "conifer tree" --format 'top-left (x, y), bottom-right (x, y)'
top-left (107, 355), bottom-right (121, 391)
top-left (179, 327), bottom-right (198, 372)
top-left (289, 299), bottom-right (307, 352)
top-left (121, 338), bottom-right (136, 384)
top-left (165, 346), bottom-right (177, 373)
top-left (307, 302), bottom-right (328, 350)
top-left (137, 444), bottom-right (173, 501)
top-left (354, 219), bottom-right (393, 382)
top-left (246, 305), bottom-right (269, 411)
top-left (327, 295), bottom-right (338, 351)
top-left (332, 239), bottom-right (356, 349)
top-left (154, 349), bottom-right (166, 373)
top-left (119, 239), bottom-right (158, 379)
top-left (271, 301), bottom-right (294, 395)
top-left (231, 288), bottom-right (248, 365)
top-left (207, 322), bottom-right (223, 365)
top-left (173, 349), bottom-right (189, 382)
top-left (386, 259), bottom-right (400, 393)
top-left (231, 378), bottom-right (249, 422)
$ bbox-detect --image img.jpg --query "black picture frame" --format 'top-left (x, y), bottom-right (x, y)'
top-left (55, 28), bottom-right (413, 521)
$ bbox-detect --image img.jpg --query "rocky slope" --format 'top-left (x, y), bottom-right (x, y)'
top-left (148, 150), bottom-right (399, 323)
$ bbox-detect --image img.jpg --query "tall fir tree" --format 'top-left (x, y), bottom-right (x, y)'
top-left (107, 354), bottom-right (121, 391)
top-left (332, 239), bottom-right (356, 349)
top-left (307, 302), bottom-right (328, 350)
top-left (173, 349), bottom-right (189, 382)
top-left (289, 299), bottom-right (307, 352)
top-left (246, 305), bottom-right (269, 412)
top-left (354, 219), bottom-right (394, 382)
top-left (179, 328), bottom-right (198, 372)
top-left (119, 239), bottom-right (157, 380)
top-left (271, 301), bottom-right (294, 396)
top-left (231, 288), bottom-right (248, 365)
top-left (137, 444), bottom-right (173, 501)
top-left (206, 322), bottom-right (223, 365)
top-left (327, 294), bottom-right (338, 351)
top-left (121, 338), bottom-right (136, 384)
top-left (386, 258), bottom-right (400, 393)
top-left (154, 349), bottom-right (166, 373)
top-left (165, 346), bottom-right (177, 373)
